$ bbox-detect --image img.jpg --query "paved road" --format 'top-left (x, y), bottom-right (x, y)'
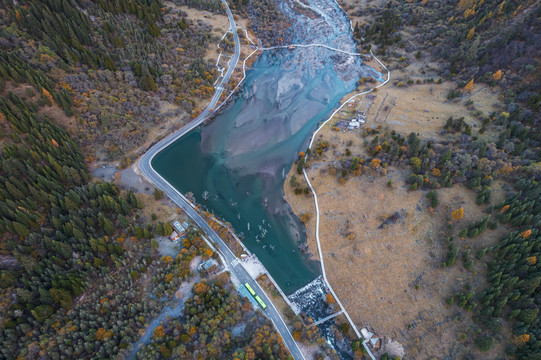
top-left (302, 50), bottom-right (390, 360)
top-left (137, 1), bottom-right (304, 359)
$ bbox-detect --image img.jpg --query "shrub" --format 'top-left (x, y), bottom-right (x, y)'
top-left (427, 190), bottom-right (438, 207)
top-left (474, 335), bottom-right (494, 352)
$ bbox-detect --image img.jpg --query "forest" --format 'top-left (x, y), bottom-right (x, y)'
top-left (355, 0), bottom-right (540, 112)
top-left (1, 0), bottom-right (218, 163)
top-left (0, 50), bottom-right (292, 360)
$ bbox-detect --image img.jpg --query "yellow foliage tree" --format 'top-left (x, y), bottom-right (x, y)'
top-left (466, 27), bottom-right (475, 40)
top-left (501, 204), bottom-right (510, 213)
top-left (452, 208), bottom-right (464, 221)
top-left (457, 0), bottom-right (475, 10)
top-left (526, 256), bottom-right (537, 266)
top-left (464, 8), bottom-right (476, 18)
top-left (432, 167), bottom-right (441, 177)
top-left (493, 70), bottom-right (502, 80)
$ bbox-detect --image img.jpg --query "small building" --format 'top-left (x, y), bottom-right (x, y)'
top-left (169, 231), bottom-right (179, 241)
top-left (198, 259), bottom-right (218, 274)
top-left (361, 328), bottom-right (382, 351)
top-left (171, 220), bottom-right (189, 238)
top-left (347, 101), bottom-right (355, 107)
top-left (288, 45), bottom-right (295, 50)
top-left (347, 119), bottom-right (361, 130)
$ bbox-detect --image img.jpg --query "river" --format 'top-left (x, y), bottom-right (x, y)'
top-left (152, 0), bottom-right (380, 295)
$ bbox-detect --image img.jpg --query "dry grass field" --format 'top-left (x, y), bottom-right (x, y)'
top-left (284, 73), bottom-right (508, 357)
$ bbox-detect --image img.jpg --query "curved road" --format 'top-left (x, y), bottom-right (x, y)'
top-left (302, 50), bottom-right (390, 360)
top-left (261, 43), bottom-right (363, 57)
top-left (137, 1), bottom-right (304, 359)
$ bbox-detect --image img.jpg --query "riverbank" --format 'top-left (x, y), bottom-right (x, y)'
top-left (257, 274), bottom-right (342, 360)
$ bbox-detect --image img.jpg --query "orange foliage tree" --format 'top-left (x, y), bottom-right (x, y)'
top-left (370, 159), bottom-right (381, 169)
top-left (299, 212), bottom-right (311, 223)
top-left (464, 78), bottom-right (474, 91)
top-left (95, 328), bottom-right (113, 341)
top-left (325, 293), bottom-right (336, 304)
top-left (162, 256), bottom-right (173, 264)
top-left (513, 334), bottom-right (530, 346)
top-left (153, 325), bottom-right (165, 339)
top-left (42, 87), bottom-right (54, 105)
top-left (193, 281), bottom-right (208, 296)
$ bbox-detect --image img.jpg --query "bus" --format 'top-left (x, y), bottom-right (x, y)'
top-left (244, 283), bottom-right (256, 296)
top-left (254, 295), bottom-right (267, 309)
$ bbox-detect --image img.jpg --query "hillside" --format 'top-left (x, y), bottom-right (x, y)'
top-left (0, 0), bottom-right (300, 359)
top-left (285, 0), bottom-right (541, 358)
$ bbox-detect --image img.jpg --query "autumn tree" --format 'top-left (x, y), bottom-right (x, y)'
top-left (452, 208), bottom-right (464, 221)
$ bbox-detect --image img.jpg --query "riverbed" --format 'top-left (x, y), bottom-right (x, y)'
top-left (152, 0), bottom-right (380, 295)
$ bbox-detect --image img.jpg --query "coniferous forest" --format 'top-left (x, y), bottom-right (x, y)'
top-left (0, 0), bottom-right (299, 359)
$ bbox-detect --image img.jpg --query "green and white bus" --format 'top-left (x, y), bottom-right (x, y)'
top-left (244, 283), bottom-right (256, 296)
top-left (254, 295), bottom-right (267, 309)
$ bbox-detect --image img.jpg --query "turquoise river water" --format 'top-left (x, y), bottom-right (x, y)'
top-left (152, 0), bottom-right (380, 295)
